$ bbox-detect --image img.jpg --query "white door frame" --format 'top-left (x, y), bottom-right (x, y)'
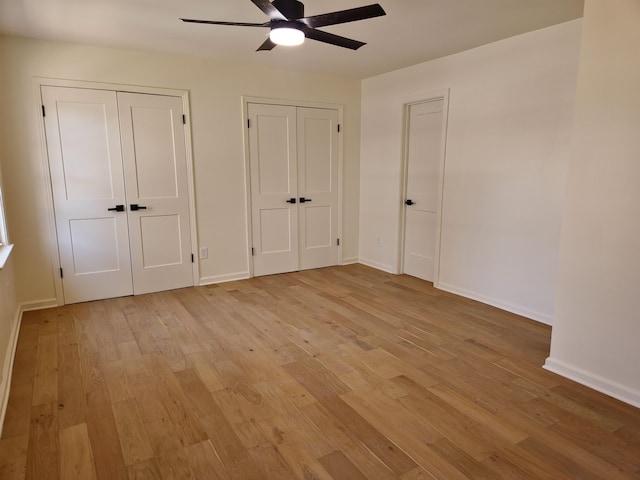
top-left (241, 96), bottom-right (344, 278)
top-left (34, 78), bottom-right (200, 306)
top-left (397, 89), bottom-right (450, 287)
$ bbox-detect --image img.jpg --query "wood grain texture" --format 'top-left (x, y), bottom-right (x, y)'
top-left (1, 265), bottom-right (639, 479)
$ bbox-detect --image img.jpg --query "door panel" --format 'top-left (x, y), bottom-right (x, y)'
top-left (138, 215), bottom-right (183, 267)
top-left (248, 104), bottom-right (339, 276)
top-left (118, 92), bottom-right (194, 295)
top-left (403, 99), bottom-right (445, 282)
top-left (297, 107), bottom-right (339, 270)
top-left (69, 218), bottom-right (122, 274)
top-left (126, 105), bottom-right (180, 198)
top-left (248, 103), bottom-right (299, 276)
top-left (42, 86), bottom-right (133, 303)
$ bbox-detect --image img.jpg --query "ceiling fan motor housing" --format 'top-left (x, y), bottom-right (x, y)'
top-left (272, 0), bottom-right (304, 19)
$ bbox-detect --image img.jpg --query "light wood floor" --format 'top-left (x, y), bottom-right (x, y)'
top-left (1, 265), bottom-right (639, 479)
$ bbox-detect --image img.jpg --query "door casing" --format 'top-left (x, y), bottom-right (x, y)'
top-left (34, 78), bottom-right (199, 306)
top-left (242, 96), bottom-right (344, 278)
top-left (398, 89), bottom-right (450, 286)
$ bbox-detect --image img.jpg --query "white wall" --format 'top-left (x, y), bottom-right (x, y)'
top-left (0, 35), bottom-right (361, 304)
top-left (0, 253), bottom-right (19, 434)
top-left (545, 0), bottom-right (640, 407)
top-left (359, 20), bottom-right (582, 324)
top-left (0, 145), bottom-right (20, 432)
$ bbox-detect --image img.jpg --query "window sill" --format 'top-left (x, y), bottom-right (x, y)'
top-left (0, 243), bottom-right (14, 269)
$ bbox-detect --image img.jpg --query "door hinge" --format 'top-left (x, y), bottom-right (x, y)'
top-left (182, 114), bottom-right (186, 125)
top-left (191, 253), bottom-right (194, 263)
top-left (59, 267), bottom-right (63, 278)
top-left (337, 238), bottom-right (340, 246)
top-left (337, 124), bottom-right (341, 133)
top-left (42, 105), bottom-right (46, 117)
top-left (247, 118), bottom-right (251, 128)
top-left (251, 247), bottom-right (255, 256)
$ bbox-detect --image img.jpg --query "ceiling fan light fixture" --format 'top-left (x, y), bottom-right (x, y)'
top-left (269, 25), bottom-right (305, 46)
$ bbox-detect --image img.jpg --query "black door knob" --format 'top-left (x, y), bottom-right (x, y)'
top-left (299, 197), bottom-right (312, 203)
top-left (107, 204), bottom-right (125, 212)
top-left (405, 199), bottom-right (414, 206)
top-left (130, 204), bottom-right (147, 211)
top-left (286, 198), bottom-right (297, 204)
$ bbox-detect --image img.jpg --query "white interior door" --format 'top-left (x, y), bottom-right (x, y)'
top-left (42, 86), bottom-right (133, 303)
top-left (44, 87), bottom-right (194, 304)
top-left (118, 92), bottom-right (194, 295)
top-left (403, 99), bottom-right (445, 282)
top-left (248, 103), bottom-right (299, 276)
top-left (297, 107), bottom-right (339, 270)
top-left (248, 103), bottom-right (340, 277)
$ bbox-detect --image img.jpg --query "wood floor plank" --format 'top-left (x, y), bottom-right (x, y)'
top-left (127, 458), bottom-right (163, 480)
top-left (57, 344), bottom-right (86, 429)
top-left (2, 265), bottom-right (639, 480)
top-left (247, 443), bottom-right (298, 480)
top-left (58, 423), bottom-right (96, 480)
top-left (318, 450), bottom-right (368, 480)
top-left (26, 402), bottom-right (59, 480)
top-left (85, 388), bottom-right (128, 479)
top-left (1, 382), bottom-right (33, 438)
top-left (0, 434), bottom-right (28, 480)
top-left (31, 334), bottom-right (58, 406)
top-left (185, 440), bottom-right (229, 480)
top-left (112, 398), bottom-right (155, 466)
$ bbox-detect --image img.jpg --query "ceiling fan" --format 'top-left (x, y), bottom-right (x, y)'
top-left (181, 0), bottom-right (386, 51)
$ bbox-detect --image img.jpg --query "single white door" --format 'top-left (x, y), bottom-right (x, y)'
top-left (248, 103), bottom-right (299, 276)
top-left (297, 107), bottom-right (339, 270)
top-left (403, 99), bottom-right (445, 282)
top-left (118, 93), bottom-right (194, 295)
top-left (42, 86), bottom-right (133, 303)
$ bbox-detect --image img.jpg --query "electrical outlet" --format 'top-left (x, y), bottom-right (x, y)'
top-left (199, 247), bottom-right (208, 259)
top-left (376, 236), bottom-right (382, 247)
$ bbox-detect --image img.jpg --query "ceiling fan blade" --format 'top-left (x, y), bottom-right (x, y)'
top-left (181, 18), bottom-right (269, 27)
top-left (257, 37), bottom-right (277, 51)
top-left (301, 4), bottom-right (385, 28)
top-left (250, 0), bottom-right (287, 20)
top-left (301, 26), bottom-right (365, 50)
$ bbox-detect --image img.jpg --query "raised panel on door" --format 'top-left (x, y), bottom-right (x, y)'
top-left (248, 103), bottom-right (298, 276)
top-left (117, 92), bottom-right (194, 295)
top-left (297, 107), bottom-right (339, 270)
top-left (42, 86), bottom-right (133, 304)
top-left (403, 99), bottom-right (444, 282)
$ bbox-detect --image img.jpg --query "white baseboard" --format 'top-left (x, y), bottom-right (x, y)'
top-left (436, 281), bottom-right (553, 326)
top-left (199, 271), bottom-right (250, 286)
top-left (21, 298), bottom-right (58, 311)
top-left (341, 257), bottom-right (358, 265)
top-left (0, 305), bottom-right (23, 438)
top-left (544, 357), bottom-right (640, 408)
top-left (357, 258), bottom-right (395, 274)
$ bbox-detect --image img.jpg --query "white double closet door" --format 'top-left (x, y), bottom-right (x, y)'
top-left (248, 103), bottom-right (339, 277)
top-left (42, 86), bottom-right (194, 304)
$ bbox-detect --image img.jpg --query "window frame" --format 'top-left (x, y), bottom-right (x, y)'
top-left (0, 178), bottom-right (13, 269)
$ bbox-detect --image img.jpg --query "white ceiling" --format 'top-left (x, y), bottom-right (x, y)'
top-left (0, 0), bottom-right (583, 79)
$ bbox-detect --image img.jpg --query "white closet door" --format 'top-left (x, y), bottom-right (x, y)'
top-left (403, 99), bottom-right (445, 282)
top-left (42, 86), bottom-right (133, 303)
top-left (297, 107), bottom-right (339, 270)
top-left (248, 103), bottom-right (299, 276)
top-left (117, 92), bottom-right (194, 295)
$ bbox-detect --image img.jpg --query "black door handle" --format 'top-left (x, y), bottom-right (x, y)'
top-left (405, 199), bottom-right (414, 206)
top-left (130, 204), bottom-right (147, 211)
top-left (107, 204), bottom-right (125, 212)
top-left (286, 198), bottom-right (297, 204)
top-left (299, 197), bottom-right (312, 203)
